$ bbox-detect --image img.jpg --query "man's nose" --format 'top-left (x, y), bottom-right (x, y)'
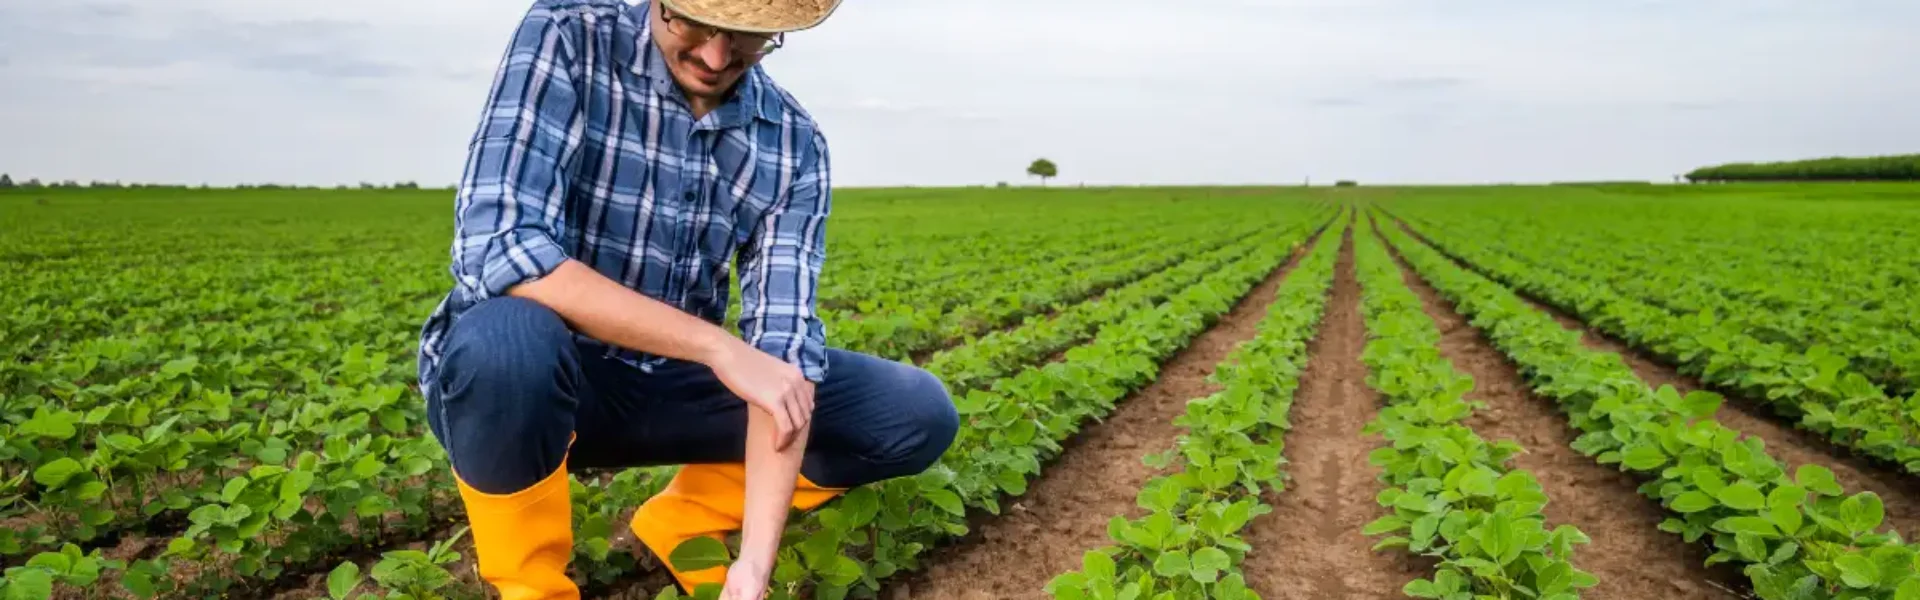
top-left (692, 35), bottom-right (734, 71)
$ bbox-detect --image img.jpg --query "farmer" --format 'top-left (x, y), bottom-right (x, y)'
top-left (412, 0), bottom-right (960, 598)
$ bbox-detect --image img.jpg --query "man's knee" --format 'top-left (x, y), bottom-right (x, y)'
top-left (886, 366), bottom-right (960, 474)
top-left (432, 297), bottom-right (581, 493)
top-left (438, 297), bottom-right (578, 407)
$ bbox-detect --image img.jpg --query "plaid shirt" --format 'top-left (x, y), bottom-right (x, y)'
top-left (416, 0), bottom-right (831, 393)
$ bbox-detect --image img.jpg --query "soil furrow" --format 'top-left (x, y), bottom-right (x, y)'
top-left (1243, 227), bottom-right (1426, 599)
top-left (1390, 216), bottom-right (1920, 544)
top-left (889, 235), bottom-right (1317, 600)
top-left (1382, 223), bottom-right (1746, 599)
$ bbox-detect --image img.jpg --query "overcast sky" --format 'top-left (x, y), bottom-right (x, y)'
top-left (2, 0), bottom-right (1915, 187)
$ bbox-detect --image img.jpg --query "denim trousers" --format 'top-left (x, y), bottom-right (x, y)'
top-left (424, 297), bottom-right (962, 495)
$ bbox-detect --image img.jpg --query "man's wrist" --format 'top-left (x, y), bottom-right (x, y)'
top-left (691, 328), bottom-right (740, 367)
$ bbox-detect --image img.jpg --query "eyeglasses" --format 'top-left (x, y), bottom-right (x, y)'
top-left (662, 7), bottom-right (785, 57)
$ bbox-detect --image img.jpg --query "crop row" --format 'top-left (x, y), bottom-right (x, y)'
top-left (1392, 203), bottom-right (1918, 400)
top-left (1374, 212), bottom-right (1920, 599)
top-left (821, 216), bottom-right (1288, 361)
top-left (1383, 209), bottom-right (1920, 478)
top-left (1042, 213), bottom-right (1345, 599)
top-left (740, 215), bottom-right (1329, 599)
top-left (1349, 221), bottom-right (1594, 598)
top-left (923, 219), bottom-right (1327, 394)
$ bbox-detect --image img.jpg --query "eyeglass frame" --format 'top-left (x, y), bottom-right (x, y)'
top-left (660, 7), bottom-right (786, 57)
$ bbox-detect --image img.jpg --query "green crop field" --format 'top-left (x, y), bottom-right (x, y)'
top-left (4, 182), bottom-right (1920, 600)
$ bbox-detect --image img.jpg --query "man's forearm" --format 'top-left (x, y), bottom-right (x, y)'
top-left (739, 406), bottom-right (806, 567)
top-left (507, 259), bottom-right (741, 365)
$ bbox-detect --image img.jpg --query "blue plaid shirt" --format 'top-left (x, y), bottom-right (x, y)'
top-left (417, 0), bottom-right (831, 393)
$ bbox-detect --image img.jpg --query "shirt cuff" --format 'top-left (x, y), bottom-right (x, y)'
top-left (751, 331), bottom-right (828, 384)
top-left (476, 230), bottom-right (571, 301)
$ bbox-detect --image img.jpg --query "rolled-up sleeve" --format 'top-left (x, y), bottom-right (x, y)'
top-left (738, 128), bottom-right (832, 383)
top-left (450, 4), bottom-right (583, 305)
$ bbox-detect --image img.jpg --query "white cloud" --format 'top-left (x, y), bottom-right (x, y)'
top-left (0, 0), bottom-right (1915, 186)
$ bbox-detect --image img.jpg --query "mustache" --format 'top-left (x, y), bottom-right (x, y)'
top-left (676, 50), bottom-right (739, 72)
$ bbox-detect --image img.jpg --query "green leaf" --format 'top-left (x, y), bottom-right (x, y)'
top-left (1190, 547), bottom-right (1230, 584)
top-left (1671, 491), bottom-right (1715, 513)
top-left (822, 556), bottom-right (863, 586)
top-left (1839, 493), bottom-right (1886, 536)
top-left (1403, 578), bottom-right (1443, 599)
top-left (1767, 501), bottom-right (1804, 535)
top-left (925, 489), bottom-right (966, 517)
top-left (3, 568), bottom-right (54, 600)
top-left (1796, 465), bottom-right (1843, 496)
top-left (1896, 578), bottom-right (1920, 600)
top-left (1679, 391), bottom-right (1723, 419)
top-left (1458, 468), bottom-right (1497, 498)
top-left (1835, 554), bottom-right (1881, 588)
top-left (840, 487), bottom-right (881, 528)
top-left (994, 469), bottom-right (1029, 496)
top-left (32, 458), bottom-right (85, 489)
top-left (24, 552), bottom-right (71, 573)
top-left (667, 537), bottom-right (730, 573)
top-left (1735, 533), bottom-right (1768, 563)
top-left (1712, 517), bottom-right (1778, 537)
top-left (1152, 550), bottom-right (1189, 578)
top-left (327, 562), bottom-right (361, 599)
top-left (1083, 550), bottom-right (1117, 581)
top-left (1363, 515), bottom-right (1407, 536)
top-left (1717, 482), bottom-right (1767, 511)
top-left (1621, 444), bottom-right (1667, 471)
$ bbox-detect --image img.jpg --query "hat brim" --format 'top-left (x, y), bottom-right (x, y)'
top-left (656, 0), bottom-right (843, 34)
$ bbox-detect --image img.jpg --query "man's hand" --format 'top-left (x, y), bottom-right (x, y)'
top-left (708, 341), bottom-right (815, 451)
top-left (720, 556), bottom-right (774, 599)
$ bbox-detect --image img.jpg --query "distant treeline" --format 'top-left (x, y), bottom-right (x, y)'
top-left (1686, 154), bottom-right (1920, 182)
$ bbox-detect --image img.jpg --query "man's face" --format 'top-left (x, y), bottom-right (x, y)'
top-left (651, 4), bottom-right (777, 105)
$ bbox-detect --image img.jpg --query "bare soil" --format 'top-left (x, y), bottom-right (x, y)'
top-left (1241, 228), bottom-right (1429, 599)
top-left (1389, 217), bottom-right (1920, 546)
top-left (887, 232), bottom-right (1323, 600)
top-left (1383, 227), bottom-right (1746, 599)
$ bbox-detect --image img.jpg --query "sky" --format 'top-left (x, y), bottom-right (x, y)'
top-left (1, 0), bottom-right (1916, 187)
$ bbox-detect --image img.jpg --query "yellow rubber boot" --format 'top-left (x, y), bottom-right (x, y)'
top-left (455, 460), bottom-right (580, 600)
top-left (629, 464), bottom-right (846, 592)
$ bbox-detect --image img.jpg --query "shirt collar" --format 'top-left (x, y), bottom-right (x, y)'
top-left (621, 1), bottom-right (780, 128)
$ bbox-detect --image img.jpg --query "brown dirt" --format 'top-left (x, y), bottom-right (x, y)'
top-left (887, 232), bottom-right (1322, 600)
top-left (1241, 227), bottom-right (1428, 599)
top-left (1383, 228), bottom-right (1746, 599)
top-left (1389, 216), bottom-right (1920, 546)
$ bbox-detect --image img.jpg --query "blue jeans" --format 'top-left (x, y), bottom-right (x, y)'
top-left (424, 297), bottom-right (961, 495)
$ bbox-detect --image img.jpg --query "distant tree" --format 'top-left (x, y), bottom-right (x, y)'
top-left (1027, 158), bottom-right (1058, 186)
top-left (1335, 180), bottom-right (1358, 187)
top-left (25, 178), bottom-right (43, 188)
top-left (0, 174), bottom-right (13, 188)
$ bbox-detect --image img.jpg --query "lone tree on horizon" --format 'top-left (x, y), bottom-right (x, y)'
top-left (1027, 158), bottom-right (1058, 186)
top-left (0, 174), bottom-right (13, 188)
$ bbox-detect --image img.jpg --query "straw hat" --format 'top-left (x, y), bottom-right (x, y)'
top-left (656, 0), bottom-right (844, 34)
